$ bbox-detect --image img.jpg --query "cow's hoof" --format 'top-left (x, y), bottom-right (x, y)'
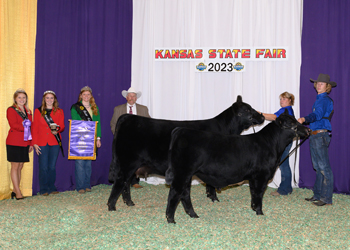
top-left (207, 194), bottom-right (220, 202)
top-left (256, 211), bottom-right (264, 215)
top-left (211, 197), bottom-right (220, 202)
top-left (107, 204), bottom-right (116, 211)
top-left (167, 219), bottom-right (176, 224)
top-left (124, 200), bottom-right (135, 206)
top-left (190, 213), bottom-right (199, 218)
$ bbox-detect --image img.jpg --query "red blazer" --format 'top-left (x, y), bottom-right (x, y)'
top-left (32, 108), bottom-right (65, 146)
top-left (6, 106), bottom-right (33, 147)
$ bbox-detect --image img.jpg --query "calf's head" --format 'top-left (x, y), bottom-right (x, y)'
top-left (232, 96), bottom-right (265, 130)
top-left (277, 109), bottom-right (309, 138)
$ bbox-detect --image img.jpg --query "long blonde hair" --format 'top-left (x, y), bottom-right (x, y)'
top-left (78, 89), bottom-right (98, 116)
top-left (40, 91), bottom-right (60, 116)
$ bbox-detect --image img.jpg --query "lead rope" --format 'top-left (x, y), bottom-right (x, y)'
top-left (277, 135), bottom-right (310, 186)
top-left (252, 125), bottom-right (308, 186)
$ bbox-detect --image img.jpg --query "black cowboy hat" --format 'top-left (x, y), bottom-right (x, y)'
top-left (310, 73), bottom-right (337, 87)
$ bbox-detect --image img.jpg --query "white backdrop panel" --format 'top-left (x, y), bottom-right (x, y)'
top-left (132, 0), bottom-right (303, 187)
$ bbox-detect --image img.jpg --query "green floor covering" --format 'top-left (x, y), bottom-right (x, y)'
top-left (0, 183), bottom-right (349, 249)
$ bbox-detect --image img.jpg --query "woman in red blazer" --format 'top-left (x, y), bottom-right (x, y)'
top-left (32, 90), bottom-right (65, 196)
top-left (6, 89), bottom-right (33, 200)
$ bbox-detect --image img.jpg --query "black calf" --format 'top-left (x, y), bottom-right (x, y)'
top-left (165, 110), bottom-right (309, 223)
top-left (107, 96), bottom-right (265, 211)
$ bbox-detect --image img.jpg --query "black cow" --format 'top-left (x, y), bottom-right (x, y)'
top-left (107, 96), bottom-right (265, 211)
top-left (165, 110), bottom-right (309, 223)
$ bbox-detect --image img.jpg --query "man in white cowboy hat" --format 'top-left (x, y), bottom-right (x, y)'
top-left (298, 73), bottom-right (337, 206)
top-left (110, 87), bottom-right (150, 188)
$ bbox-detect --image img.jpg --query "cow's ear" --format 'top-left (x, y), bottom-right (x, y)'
top-left (283, 109), bottom-right (289, 115)
top-left (277, 117), bottom-right (283, 126)
top-left (237, 95), bottom-right (242, 103)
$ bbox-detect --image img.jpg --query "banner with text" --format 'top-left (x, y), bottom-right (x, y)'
top-left (155, 47), bottom-right (288, 72)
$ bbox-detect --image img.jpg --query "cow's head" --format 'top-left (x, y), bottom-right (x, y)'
top-left (232, 96), bottom-right (265, 130)
top-left (277, 109), bottom-right (310, 138)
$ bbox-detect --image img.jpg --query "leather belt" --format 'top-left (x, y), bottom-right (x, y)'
top-left (311, 129), bottom-right (328, 135)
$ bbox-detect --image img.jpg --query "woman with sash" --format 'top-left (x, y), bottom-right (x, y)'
top-left (71, 86), bottom-right (101, 194)
top-left (6, 89), bottom-right (33, 200)
top-left (32, 90), bottom-right (65, 196)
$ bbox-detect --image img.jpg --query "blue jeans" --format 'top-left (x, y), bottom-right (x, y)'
top-left (38, 144), bottom-right (60, 194)
top-left (75, 160), bottom-right (92, 191)
top-left (277, 142), bottom-right (293, 195)
top-left (309, 132), bottom-right (333, 204)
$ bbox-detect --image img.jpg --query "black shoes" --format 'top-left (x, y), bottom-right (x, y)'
top-left (305, 196), bottom-right (318, 202)
top-left (11, 192), bottom-right (24, 200)
top-left (312, 200), bottom-right (332, 206)
top-left (305, 197), bottom-right (332, 206)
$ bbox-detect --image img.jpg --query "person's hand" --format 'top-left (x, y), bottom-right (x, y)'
top-left (96, 139), bottom-right (101, 148)
top-left (297, 117), bottom-right (305, 124)
top-left (33, 144), bottom-right (41, 155)
top-left (29, 146), bottom-right (34, 153)
top-left (51, 130), bottom-right (58, 135)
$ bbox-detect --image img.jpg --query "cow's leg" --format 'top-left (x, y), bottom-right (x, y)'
top-left (166, 186), bottom-right (181, 224)
top-left (206, 185), bottom-right (219, 202)
top-left (180, 181), bottom-right (199, 219)
top-left (107, 178), bottom-right (125, 211)
top-left (249, 178), bottom-right (268, 215)
top-left (121, 178), bottom-right (135, 206)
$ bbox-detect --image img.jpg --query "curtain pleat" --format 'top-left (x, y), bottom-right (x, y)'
top-left (0, 0), bottom-right (37, 200)
top-left (132, 0), bottom-right (303, 187)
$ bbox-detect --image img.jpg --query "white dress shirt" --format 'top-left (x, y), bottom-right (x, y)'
top-left (127, 104), bottom-right (137, 115)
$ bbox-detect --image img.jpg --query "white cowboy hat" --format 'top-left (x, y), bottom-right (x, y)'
top-left (122, 87), bottom-right (142, 98)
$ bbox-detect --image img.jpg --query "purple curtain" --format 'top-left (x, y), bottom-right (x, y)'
top-left (33, 0), bottom-right (132, 194)
top-left (299, 0), bottom-right (350, 194)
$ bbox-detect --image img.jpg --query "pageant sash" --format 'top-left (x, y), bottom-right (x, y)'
top-left (11, 106), bottom-right (28, 120)
top-left (39, 107), bottom-right (65, 157)
top-left (68, 120), bottom-right (97, 160)
top-left (71, 102), bottom-right (93, 121)
top-left (11, 106), bottom-right (32, 141)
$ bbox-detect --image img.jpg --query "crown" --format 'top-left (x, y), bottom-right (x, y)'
top-left (15, 88), bottom-right (26, 94)
top-left (81, 86), bottom-right (92, 93)
top-left (43, 90), bottom-right (56, 96)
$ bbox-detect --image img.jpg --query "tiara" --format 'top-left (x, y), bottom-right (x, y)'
top-left (15, 88), bottom-right (26, 94)
top-left (81, 86), bottom-right (92, 93)
top-left (43, 90), bottom-right (56, 95)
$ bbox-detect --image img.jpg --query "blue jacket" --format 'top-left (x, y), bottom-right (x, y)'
top-left (274, 106), bottom-right (294, 117)
top-left (304, 92), bottom-right (333, 131)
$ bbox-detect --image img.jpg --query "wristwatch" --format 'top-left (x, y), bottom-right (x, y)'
top-left (97, 137), bottom-right (101, 140)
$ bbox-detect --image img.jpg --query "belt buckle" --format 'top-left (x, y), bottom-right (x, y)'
top-left (312, 129), bottom-right (328, 135)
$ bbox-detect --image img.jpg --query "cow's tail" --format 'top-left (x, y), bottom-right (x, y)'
top-left (108, 131), bottom-right (121, 183)
top-left (165, 127), bottom-right (182, 185)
